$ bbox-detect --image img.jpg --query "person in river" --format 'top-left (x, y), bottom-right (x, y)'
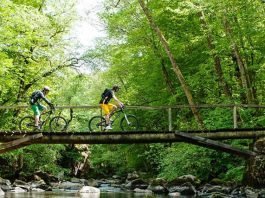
top-left (29, 86), bottom-right (54, 129)
top-left (99, 85), bottom-right (124, 130)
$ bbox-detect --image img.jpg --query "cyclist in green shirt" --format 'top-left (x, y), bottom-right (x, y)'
top-left (29, 86), bottom-right (53, 129)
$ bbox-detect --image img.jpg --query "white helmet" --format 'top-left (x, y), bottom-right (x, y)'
top-left (43, 86), bottom-right (51, 91)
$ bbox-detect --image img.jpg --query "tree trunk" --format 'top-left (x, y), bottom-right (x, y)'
top-left (138, 0), bottom-right (204, 129)
top-left (223, 17), bottom-right (255, 104)
top-left (161, 59), bottom-right (176, 96)
top-left (199, 11), bottom-right (231, 98)
top-left (150, 34), bottom-right (176, 96)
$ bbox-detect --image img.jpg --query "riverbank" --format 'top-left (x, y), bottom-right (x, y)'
top-left (1, 171), bottom-right (265, 197)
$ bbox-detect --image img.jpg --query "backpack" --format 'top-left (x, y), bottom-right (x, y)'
top-left (30, 91), bottom-right (38, 99)
top-left (29, 90), bottom-right (40, 104)
top-left (101, 89), bottom-right (111, 99)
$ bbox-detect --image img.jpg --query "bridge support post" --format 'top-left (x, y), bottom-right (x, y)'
top-left (233, 106), bottom-right (238, 129)
top-left (244, 138), bottom-right (265, 188)
top-left (168, 108), bottom-right (172, 131)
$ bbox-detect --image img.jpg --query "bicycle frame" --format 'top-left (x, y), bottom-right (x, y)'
top-left (39, 109), bottom-right (53, 128)
top-left (89, 106), bottom-right (139, 132)
top-left (109, 108), bottom-right (124, 126)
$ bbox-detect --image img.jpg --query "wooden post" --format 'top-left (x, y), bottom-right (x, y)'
top-left (168, 108), bottom-right (172, 131)
top-left (175, 131), bottom-right (256, 159)
top-left (233, 106), bottom-right (238, 129)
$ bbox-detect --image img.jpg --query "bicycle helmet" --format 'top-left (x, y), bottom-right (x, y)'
top-left (43, 86), bottom-right (51, 91)
top-left (112, 85), bottom-right (120, 92)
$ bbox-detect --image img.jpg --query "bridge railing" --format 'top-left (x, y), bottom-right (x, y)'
top-left (0, 104), bottom-right (265, 131)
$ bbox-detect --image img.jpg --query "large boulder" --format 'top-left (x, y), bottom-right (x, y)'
top-left (13, 179), bottom-right (31, 191)
top-left (147, 178), bottom-right (168, 194)
top-left (0, 188), bottom-right (4, 196)
top-left (167, 182), bottom-right (196, 196)
top-left (79, 186), bottom-right (100, 198)
top-left (11, 187), bottom-right (27, 193)
top-left (0, 177), bottom-right (12, 192)
top-left (33, 171), bottom-right (59, 185)
top-left (79, 186), bottom-right (100, 193)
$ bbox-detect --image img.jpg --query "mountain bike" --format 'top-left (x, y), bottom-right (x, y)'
top-left (88, 106), bottom-right (139, 132)
top-left (19, 107), bottom-right (68, 132)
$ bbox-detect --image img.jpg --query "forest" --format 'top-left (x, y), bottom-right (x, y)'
top-left (0, 0), bottom-right (265, 186)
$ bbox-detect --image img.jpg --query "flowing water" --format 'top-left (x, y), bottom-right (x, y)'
top-left (3, 182), bottom-right (194, 197)
top-left (4, 191), bottom-right (192, 198)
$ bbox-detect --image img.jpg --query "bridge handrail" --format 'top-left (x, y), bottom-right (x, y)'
top-left (1, 104), bottom-right (265, 110)
top-left (1, 104), bottom-right (265, 131)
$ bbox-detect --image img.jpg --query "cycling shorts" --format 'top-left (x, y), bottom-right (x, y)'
top-left (100, 103), bottom-right (116, 115)
top-left (31, 104), bottom-right (46, 116)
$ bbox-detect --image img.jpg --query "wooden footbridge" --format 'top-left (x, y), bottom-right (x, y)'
top-left (0, 104), bottom-right (265, 158)
top-left (0, 128), bottom-right (264, 158)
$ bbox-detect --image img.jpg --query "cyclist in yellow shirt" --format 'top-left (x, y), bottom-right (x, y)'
top-left (99, 85), bottom-right (123, 130)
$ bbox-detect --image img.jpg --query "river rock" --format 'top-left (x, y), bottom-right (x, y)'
top-left (125, 178), bottom-right (148, 190)
top-left (258, 189), bottom-right (265, 198)
top-left (150, 178), bottom-right (166, 186)
top-left (230, 186), bottom-right (246, 197)
top-left (11, 187), bottom-right (27, 193)
top-left (58, 181), bottom-right (84, 190)
top-left (34, 171), bottom-right (59, 185)
top-left (31, 188), bottom-right (45, 192)
top-left (168, 192), bottom-right (181, 197)
top-left (167, 174), bottom-right (200, 187)
top-left (126, 171), bottom-right (139, 181)
top-left (200, 184), bottom-right (231, 194)
top-left (245, 187), bottom-right (258, 198)
top-left (30, 179), bottom-right (46, 187)
top-left (13, 179), bottom-right (31, 191)
top-left (167, 182), bottom-right (196, 195)
top-left (0, 177), bottom-right (12, 192)
top-left (134, 188), bottom-right (153, 194)
top-left (208, 192), bottom-right (229, 198)
top-left (147, 184), bottom-right (167, 194)
top-left (79, 179), bottom-right (89, 186)
top-left (71, 177), bottom-right (81, 183)
top-left (147, 178), bottom-right (167, 194)
top-left (0, 188), bottom-right (4, 196)
top-left (86, 179), bottom-right (98, 187)
top-left (79, 186), bottom-right (100, 197)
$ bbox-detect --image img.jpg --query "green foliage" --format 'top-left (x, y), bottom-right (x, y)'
top-left (22, 145), bottom-right (65, 174)
top-left (1, 0), bottom-right (265, 184)
top-left (158, 143), bottom-right (244, 182)
top-left (89, 144), bottom-right (165, 178)
top-left (223, 166), bottom-right (244, 182)
top-left (0, 144), bottom-right (65, 178)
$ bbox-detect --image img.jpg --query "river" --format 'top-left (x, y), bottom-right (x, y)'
top-left (4, 191), bottom-right (193, 197)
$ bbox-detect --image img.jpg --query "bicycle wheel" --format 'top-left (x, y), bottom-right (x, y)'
top-left (88, 116), bottom-right (106, 132)
top-left (49, 116), bottom-right (67, 132)
top-left (120, 115), bottom-right (139, 131)
top-left (19, 116), bottom-right (35, 132)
